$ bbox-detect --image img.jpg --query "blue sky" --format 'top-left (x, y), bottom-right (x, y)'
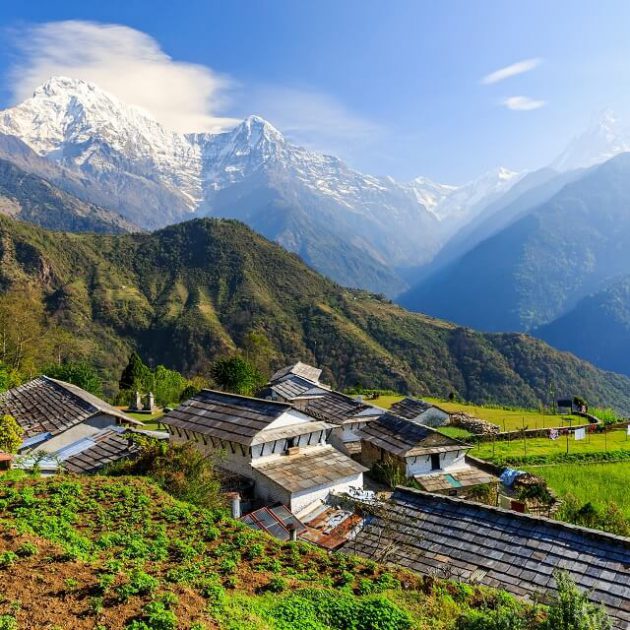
top-left (0, 1), bottom-right (629, 182)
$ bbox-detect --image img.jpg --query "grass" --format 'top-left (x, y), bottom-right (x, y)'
top-left (121, 408), bottom-right (165, 431)
top-left (370, 395), bottom-right (586, 432)
top-left (437, 427), bottom-right (474, 439)
top-left (0, 474), bottom-right (545, 629)
top-left (471, 429), bottom-right (630, 463)
top-left (524, 462), bottom-right (630, 520)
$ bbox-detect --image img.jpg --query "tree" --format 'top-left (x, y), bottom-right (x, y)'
top-left (544, 570), bottom-right (611, 630)
top-left (242, 329), bottom-right (274, 376)
top-left (119, 351), bottom-right (152, 392)
top-left (152, 365), bottom-right (187, 407)
top-left (211, 356), bottom-right (265, 396)
top-left (44, 361), bottom-right (103, 396)
top-left (0, 415), bottom-right (23, 454)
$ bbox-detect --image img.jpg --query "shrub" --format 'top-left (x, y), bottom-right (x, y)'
top-left (0, 415), bottom-right (22, 455)
top-left (126, 601), bottom-right (178, 630)
top-left (116, 569), bottom-right (159, 601)
top-left (16, 542), bottom-right (37, 557)
top-left (544, 570), bottom-right (612, 630)
top-left (266, 576), bottom-right (287, 593)
top-left (357, 596), bottom-right (412, 630)
top-left (0, 552), bottom-right (17, 568)
top-left (0, 616), bottom-right (17, 630)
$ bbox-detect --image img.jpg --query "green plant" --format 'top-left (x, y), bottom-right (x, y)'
top-left (266, 576), bottom-right (287, 593)
top-left (0, 552), bottom-right (17, 568)
top-left (0, 615), bottom-right (17, 630)
top-left (544, 570), bottom-right (612, 629)
top-left (15, 542), bottom-right (37, 557)
top-left (0, 415), bottom-right (22, 454)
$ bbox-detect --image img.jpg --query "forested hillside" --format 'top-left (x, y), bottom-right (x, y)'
top-left (1, 215), bottom-right (629, 411)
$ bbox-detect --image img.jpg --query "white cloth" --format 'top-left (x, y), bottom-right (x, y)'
top-left (574, 427), bottom-right (586, 440)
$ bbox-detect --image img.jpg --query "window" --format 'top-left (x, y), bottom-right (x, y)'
top-left (430, 453), bottom-right (440, 470)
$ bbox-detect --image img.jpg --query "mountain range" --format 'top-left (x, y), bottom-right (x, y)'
top-left (0, 76), bottom-right (523, 295)
top-left (2, 76), bottom-right (630, 379)
top-left (400, 150), bottom-right (630, 376)
top-left (1, 213), bottom-right (629, 411)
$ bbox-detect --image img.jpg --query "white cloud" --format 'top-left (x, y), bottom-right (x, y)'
top-left (246, 85), bottom-right (385, 157)
top-left (502, 96), bottom-right (546, 111)
top-left (7, 20), bottom-right (238, 132)
top-left (481, 58), bottom-right (542, 85)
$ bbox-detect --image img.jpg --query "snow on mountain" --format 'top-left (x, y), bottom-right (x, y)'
top-left (552, 109), bottom-right (630, 172)
top-left (407, 167), bottom-right (522, 233)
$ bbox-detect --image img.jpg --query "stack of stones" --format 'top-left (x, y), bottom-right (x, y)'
top-left (450, 412), bottom-right (500, 436)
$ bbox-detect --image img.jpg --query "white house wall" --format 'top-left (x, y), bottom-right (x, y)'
top-left (405, 449), bottom-right (468, 476)
top-left (265, 409), bottom-right (313, 430)
top-left (291, 472), bottom-right (364, 516)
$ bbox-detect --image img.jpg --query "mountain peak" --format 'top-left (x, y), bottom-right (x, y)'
top-left (552, 109), bottom-right (630, 172)
top-left (33, 75), bottom-right (95, 98)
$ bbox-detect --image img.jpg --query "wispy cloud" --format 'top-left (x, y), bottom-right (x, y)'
top-left (246, 85), bottom-right (385, 157)
top-left (5, 20), bottom-right (384, 164)
top-left (502, 96), bottom-right (546, 111)
top-left (481, 58), bottom-right (542, 85)
top-left (6, 20), bottom-right (239, 132)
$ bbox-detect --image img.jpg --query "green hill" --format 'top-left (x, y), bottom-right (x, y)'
top-left (536, 275), bottom-right (630, 376)
top-left (0, 157), bottom-right (137, 234)
top-left (1, 214), bottom-right (630, 411)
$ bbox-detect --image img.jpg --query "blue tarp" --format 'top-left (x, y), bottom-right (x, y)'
top-left (499, 468), bottom-right (526, 487)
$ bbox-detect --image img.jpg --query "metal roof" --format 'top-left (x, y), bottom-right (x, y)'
top-left (271, 362), bottom-right (323, 385)
top-left (252, 445), bottom-right (367, 493)
top-left (356, 412), bottom-right (468, 457)
top-left (344, 487), bottom-right (630, 629)
top-left (0, 376), bottom-right (138, 438)
top-left (161, 389), bottom-right (298, 446)
top-left (242, 505), bottom-right (306, 541)
top-left (62, 427), bottom-right (139, 474)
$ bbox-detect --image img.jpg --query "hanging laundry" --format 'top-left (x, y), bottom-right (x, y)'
top-left (574, 427), bottom-right (586, 440)
top-left (549, 429), bottom-right (559, 440)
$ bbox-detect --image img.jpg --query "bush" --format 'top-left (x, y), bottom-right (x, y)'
top-left (0, 616), bottom-right (17, 630)
top-left (126, 601), bottom-right (178, 630)
top-left (357, 596), bottom-right (412, 630)
top-left (544, 570), bottom-right (612, 629)
top-left (0, 552), bottom-right (17, 568)
top-left (16, 542), bottom-right (37, 557)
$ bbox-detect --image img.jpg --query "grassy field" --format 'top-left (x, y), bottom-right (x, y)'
top-left (525, 462), bottom-right (630, 520)
top-left (471, 429), bottom-right (630, 461)
top-left (370, 395), bottom-right (584, 432)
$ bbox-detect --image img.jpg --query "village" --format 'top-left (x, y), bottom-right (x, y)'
top-left (0, 363), bottom-right (628, 628)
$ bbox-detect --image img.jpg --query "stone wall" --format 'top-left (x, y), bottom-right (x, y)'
top-left (449, 412), bottom-right (500, 436)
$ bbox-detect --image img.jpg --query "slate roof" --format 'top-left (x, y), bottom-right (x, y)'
top-left (344, 487), bottom-right (630, 629)
top-left (413, 466), bottom-right (498, 492)
top-left (18, 426), bottom-right (139, 475)
top-left (0, 376), bottom-right (138, 438)
top-left (390, 397), bottom-right (446, 419)
top-left (356, 413), bottom-right (468, 457)
top-left (62, 428), bottom-right (140, 474)
top-left (161, 389), bottom-right (301, 446)
top-left (252, 445), bottom-right (367, 493)
top-left (302, 390), bottom-right (376, 425)
top-left (269, 374), bottom-right (325, 400)
top-left (271, 362), bottom-right (322, 385)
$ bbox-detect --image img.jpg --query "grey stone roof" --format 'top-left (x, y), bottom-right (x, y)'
top-left (302, 390), bottom-right (373, 425)
top-left (269, 374), bottom-right (325, 400)
top-left (62, 428), bottom-right (139, 474)
top-left (250, 421), bottom-right (333, 446)
top-left (344, 487), bottom-right (630, 629)
top-left (271, 362), bottom-right (322, 385)
top-left (161, 389), bottom-right (300, 446)
top-left (0, 376), bottom-right (137, 438)
top-left (252, 445), bottom-right (367, 493)
top-left (356, 413), bottom-right (468, 457)
top-left (390, 397), bottom-right (444, 419)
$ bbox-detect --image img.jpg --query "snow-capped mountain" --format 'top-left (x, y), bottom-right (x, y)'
top-left (552, 109), bottom-right (630, 172)
top-left (407, 166), bottom-right (522, 234)
top-left (0, 77), bottom-right (443, 293)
